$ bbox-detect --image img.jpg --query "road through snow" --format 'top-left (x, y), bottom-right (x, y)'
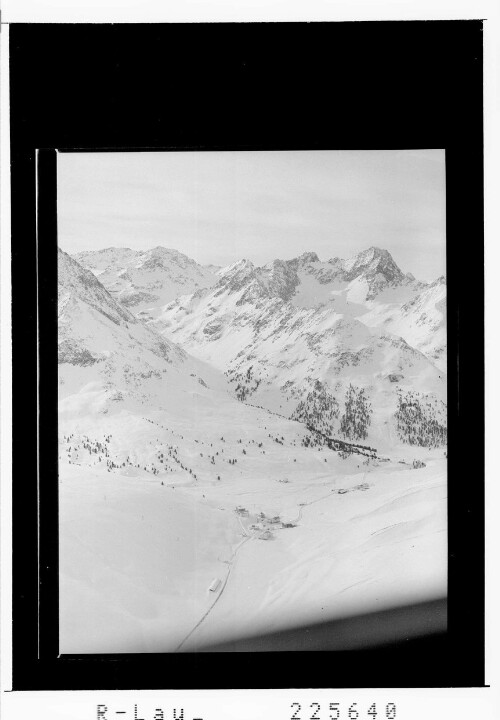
top-left (175, 521), bottom-right (253, 651)
top-left (175, 477), bottom-right (366, 650)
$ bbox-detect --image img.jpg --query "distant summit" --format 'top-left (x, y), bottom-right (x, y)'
top-left (75, 245), bottom-right (418, 308)
top-left (73, 245), bottom-right (219, 312)
top-left (219, 258), bottom-right (255, 275)
top-left (138, 246), bottom-right (200, 271)
top-left (287, 251), bottom-right (320, 268)
top-left (343, 247), bottom-right (403, 281)
top-left (320, 247), bottom-right (418, 299)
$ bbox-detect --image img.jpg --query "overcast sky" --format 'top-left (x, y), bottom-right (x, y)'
top-left (58, 149), bottom-right (446, 282)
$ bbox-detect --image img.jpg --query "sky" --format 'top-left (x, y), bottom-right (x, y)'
top-left (57, 149), bottom-right (446, 282)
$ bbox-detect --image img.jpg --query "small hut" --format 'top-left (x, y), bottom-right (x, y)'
top-left (208, 578), bottom-right (221, 593)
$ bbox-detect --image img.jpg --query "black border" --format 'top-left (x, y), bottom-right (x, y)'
top-left (10, 21), bottom-right (484, 690)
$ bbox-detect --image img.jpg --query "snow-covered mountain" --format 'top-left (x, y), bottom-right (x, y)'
top-left (58, 247), bottom-right (338, 459)
top-left (73, 246), bottom-right (219, 316)
top-left (266, 247), bottom-right (446, 371)
top-left (70, 244), bottom-right (447, 450)
top-left (360, 274), bottom-right (447, 371)
top-left (76, 244), bottom-right (444, 367)
top-left (58, 248), bottom-right (447, 654)
top-left (227, 246), bottom-right (424, 309)
top-left (58, 248), bottom-right (192, 410)
top-left (151, 248), bottom-right (446, 450)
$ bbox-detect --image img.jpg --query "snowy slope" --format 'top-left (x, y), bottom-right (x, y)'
top-left (60, 443), bottom-right (446, 653)
top-left (358, 276), bottom-right (447, 372)
top-left (182, 456), bottom-right (447, 650)
top-left (58, 247), bottom-right (198, 413)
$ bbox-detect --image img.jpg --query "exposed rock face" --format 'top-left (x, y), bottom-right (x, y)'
top-left (216, 259), bottom-right (258, 294)
top-left (261, 259), bottom-right (301, 302)
top-left (287, 251), bottom-right (320, 269)
top-left (58, 338), bottom-right (101, 366)
top-left (342, 247), bottom-right (405, 283)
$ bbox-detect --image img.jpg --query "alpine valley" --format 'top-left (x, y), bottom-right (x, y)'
top-left (59, 245), bottom-right (447, 653)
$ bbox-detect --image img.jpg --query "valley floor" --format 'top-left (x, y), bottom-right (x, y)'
top-left (59, 412), bottom-right (446, 653)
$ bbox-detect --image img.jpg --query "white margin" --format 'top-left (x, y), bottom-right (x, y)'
top-left (0, 0), bottom-right (495, 24)
top-left (1, 4), bottom-right (499, 718)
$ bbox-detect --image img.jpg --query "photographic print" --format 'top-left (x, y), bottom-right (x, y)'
top-left (56, 149), bottom-right (448, 654)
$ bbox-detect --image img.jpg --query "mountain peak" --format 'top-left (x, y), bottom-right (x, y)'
top-left (147, 246), bottom-right (172, 256)
top-left (298, 251), bottom-right (320, 264)
top-left (215, 258), bottom-right (257, 293)
top-left (139, 246), bottom-right (195, 271)
top-left (355, 246), bottom-right (391, 264)
top-left (432, 275), bottom-right (446, 286)
top-left (286, 251), bottom-right (320, 271)
top-left (221, 258), bottom-right (255, 274)
top-left (145, 246), bottom-right (191, 259)
top-left (72, 245), bottom-right (219, 312)
top-left (344, 246), bottom-right (404, 284)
